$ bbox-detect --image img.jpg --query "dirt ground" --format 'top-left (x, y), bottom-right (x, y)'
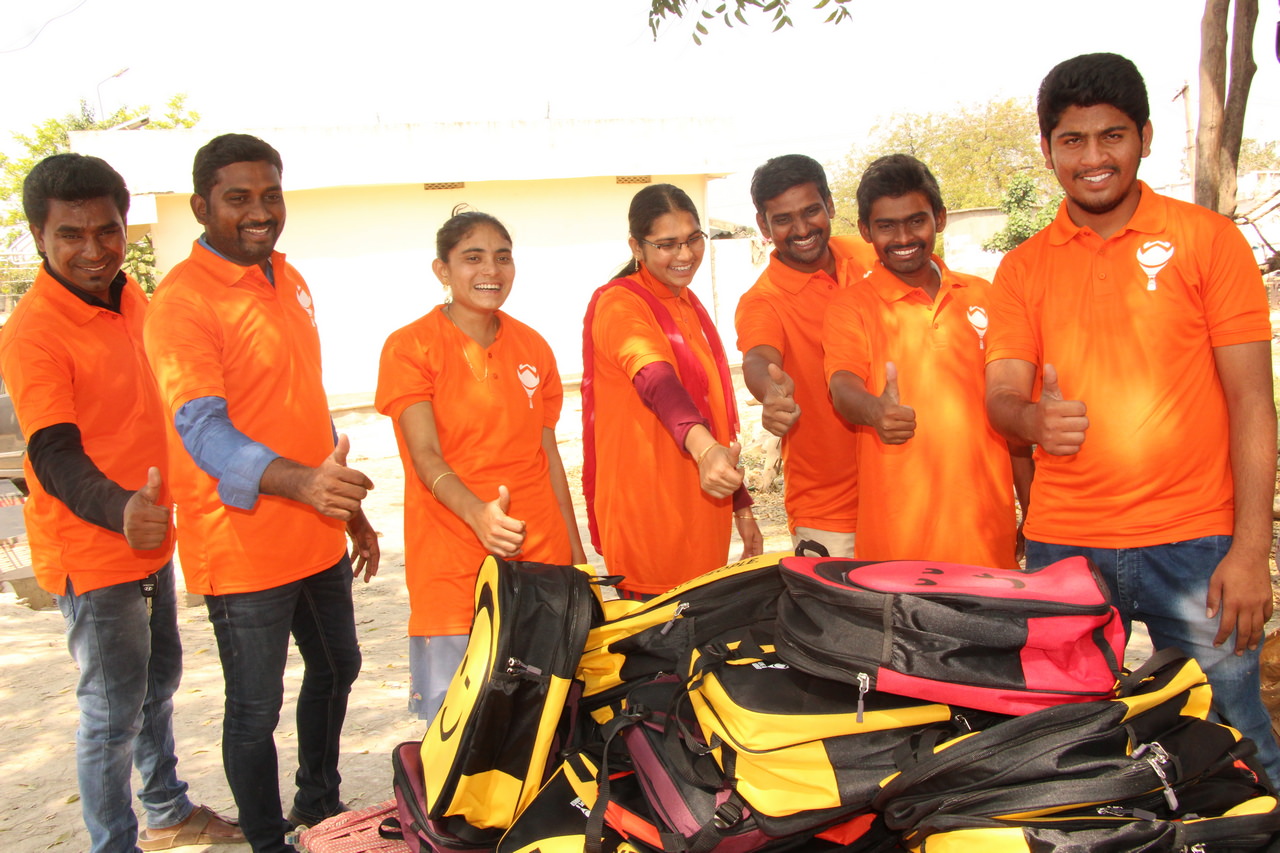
top-left (0, 379), bottom-right (1274, 852)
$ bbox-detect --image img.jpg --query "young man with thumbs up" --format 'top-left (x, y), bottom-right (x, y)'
top-left (735, 154), bottom-right (876, 556)
top-left (824, 154), bottom-right (1028, 569)
top-left (985, 53), bottom-right (1280, 783)
top-left (145, 134), bottom-right (379, 853)
top-left (0, 154), bottom-right (244, 852)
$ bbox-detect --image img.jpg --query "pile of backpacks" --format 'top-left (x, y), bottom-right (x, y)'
top-left (384, 549), bottom-right (1280, 852)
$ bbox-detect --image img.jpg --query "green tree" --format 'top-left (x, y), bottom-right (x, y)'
top-left (982, 174), bottom-right (1062, 253)
top-left (828, 98), bottom-right (1050, 234)
top-left (1, 94), bottom-right (199, 233)
top-left (649, 0), bottom-right (852, 43)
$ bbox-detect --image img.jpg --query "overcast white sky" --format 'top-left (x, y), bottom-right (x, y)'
top-left (2, 0), bottom-right (1277, 220)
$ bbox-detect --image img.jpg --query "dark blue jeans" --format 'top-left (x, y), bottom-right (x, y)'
top-left (1027, 537), bottom-right (1280, 786)
top-left (205, 556), bottom-right (361, 853)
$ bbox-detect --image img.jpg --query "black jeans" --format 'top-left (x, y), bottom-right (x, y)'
top-left (205, 556), bottom-right (361, 853)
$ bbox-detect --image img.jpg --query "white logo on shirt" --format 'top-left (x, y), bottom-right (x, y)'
top-left (966, 306), bottom-right (988, 349)
top-left (1136, 241), bottom-right (1175, 292)
top-left (296, 285), bottom-right (317, 327)
top-left (517, 363), bottom-right (539, 409)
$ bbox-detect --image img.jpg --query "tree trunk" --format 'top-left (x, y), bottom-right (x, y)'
top-left (1217, 0), bottom-right (1258, 216)
top-left (1196, 0), bottom-right (1230, 210)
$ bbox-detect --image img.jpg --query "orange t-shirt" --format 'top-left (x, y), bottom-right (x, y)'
top-left (824, 257), bottom-right (1017, 568)
top-left (376, 306), bottom-right (571, 636)
top-left (0, 268), bottom-right (173, 595)
top-left (587, 268), bottom-right (737, 594)
top-left (987, 184), bottom-right (1271, 547)
top-left (735, 235), bottom-right (875, 532)
top-left (144, 245), bottom-right (346, 595)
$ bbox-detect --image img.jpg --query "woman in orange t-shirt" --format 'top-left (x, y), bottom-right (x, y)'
top-left (376, 210), bottom-right (585, 720)
top-left (582, 184), bottom-right (762, 598)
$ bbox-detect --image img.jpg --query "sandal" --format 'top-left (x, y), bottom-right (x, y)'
top-left (138, 804), bottom-right (244, 850)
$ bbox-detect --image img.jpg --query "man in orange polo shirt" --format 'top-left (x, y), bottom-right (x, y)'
top-left (144, 134), bottom-right (379, 853)
top-left (735, 155), bottom-right (875, 556)
top-left (0, 154), bottom-right (242, 852)
top-left (824, 154), bottom-right (1028, 568)
top-left (985, 53), bottom-right (1280, 782)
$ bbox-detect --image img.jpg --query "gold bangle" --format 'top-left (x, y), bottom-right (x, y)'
top-left (431, 470), bottom-right (458, 499)
top-left (695, 442), bottom-right (718, 466)
top-left (735, 514), bottom-right (755, 521)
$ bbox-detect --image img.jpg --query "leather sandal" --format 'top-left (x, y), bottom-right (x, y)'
top-left (138, 804), bottom-right (244, 850)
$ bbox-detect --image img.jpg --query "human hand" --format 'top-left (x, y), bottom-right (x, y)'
top-left (1207, 546), bottom-right (1274, 655)
top-left (300, 435), bottom-right (374, 521)
top-left (123, 466), bottom-right (170, 550)
top-left (468, 484), bottom-right (526, 558)
top-left (698, 441), bottom-right (744, 499)
top-left (874, 362), bottom-right (917, 444)
top-left (347, 510), bottom-right (381, 582)
top-left (1034, 364), bottom-right (1088, 455)
top-left (736, 514), bottom-right (763, 559)
top-left (761, 363), bottom-right (801, 437)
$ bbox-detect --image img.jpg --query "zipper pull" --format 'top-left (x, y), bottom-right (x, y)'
top-left (856, 672), bottom-right (870, 723)
top-left (659, 601), bottom-right (690, 636)
top-left (1134, 741), bottom-right (1178, 810)
top-left (506, 657), bottom-right (543, 676)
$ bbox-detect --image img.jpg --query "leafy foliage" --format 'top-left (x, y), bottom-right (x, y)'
top-left (648, 0), bottom-right (853, 44)
top-left (1237, 137), bottom-right (1280, 173)
top-left (0, 94), bottom-right (199, 235)
top-left (123, 234), bottom-right (157, 293)
top-left (828, 97), bottom-right (1050, 234)
top-left (981, 174), bottom-right (1061, 253)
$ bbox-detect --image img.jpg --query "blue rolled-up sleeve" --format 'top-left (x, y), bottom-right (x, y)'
top-left (174, 396), bottom-right (280, 510)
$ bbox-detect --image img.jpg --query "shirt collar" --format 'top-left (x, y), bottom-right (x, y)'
top-left (1046, 180), bottom-right (1165, 246)
top-left (635, 264), bottom-right (690, 302)
top-left (40, 260), bottom-right (126, 313)
top-left (192, 238), bottom-right (282, 288)
top-left (866, 255), bottom-right (965, 303)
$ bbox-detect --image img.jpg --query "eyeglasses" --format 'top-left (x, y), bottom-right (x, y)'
top-left (638, 231), bottom-right (708, 254)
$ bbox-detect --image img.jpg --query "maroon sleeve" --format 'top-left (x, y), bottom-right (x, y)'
top-left (632, 362), bottom-right (710, 450)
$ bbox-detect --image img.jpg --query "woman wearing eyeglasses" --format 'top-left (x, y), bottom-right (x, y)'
top-left (582, 184), bottom-right (763, 598)
top-left (376, 209), bottom-right (586, 720)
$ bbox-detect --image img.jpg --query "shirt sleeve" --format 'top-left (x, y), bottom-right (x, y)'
top-left (633, 362), bottom-right (710, 450)
top-left (375, 325), bottom-right (436, 423)
top-left (985, 250), bottom-right (1041, 365)
top-left (734, 286), bottom-right (785, 356)
top-left (591, 288), bottom-right (672, 379)
top-left (539, 341), bottom-right (564, 430)
top-left (1202, 218), bottom-right (1272, 347)
top-left (174, 396), bottom-right (279, 510)
top-left (27, 423), bottom-right (131, 534)
top-left (821, 290), bottom-right (873, 384)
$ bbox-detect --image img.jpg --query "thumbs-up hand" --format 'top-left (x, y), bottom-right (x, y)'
top-left (302, 434), bottom-right (374, 520)
top-left (696, 438), bottom-right (745, 499)
top-left (874, 362), bottom-right (917, 444)
top-left (124, 466), bottom-right (171, 550)
top-left (1034, 363), bottom-right (1088, 455)
top-left (469, 484), bottom-right (527, 558)
top-left (761, 362), bottom-right (801, 437)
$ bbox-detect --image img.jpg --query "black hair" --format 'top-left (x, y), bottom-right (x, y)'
top-left (1037, 53), bottom-right (1149, 139)
top-left (612, 183), bottom-right (701, 280)
top-left (192, 133), bottom-right (284, 198)
top-left (23, 153), bottom-right (130, 230)
top-left (856, 154), bottom-right (945, 226)
top-left (749, 154), bottom-right (831, 216)
top-left (435, 209), bottom-right (513, 261)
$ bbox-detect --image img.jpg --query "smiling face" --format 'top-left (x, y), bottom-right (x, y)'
top-left (1041, 103), bottom-right (1151, 237)
top-left (630, 210), bottom-right (705, 295)
top-left (432, 223), bottom-right (514, 317)
top-left (756, 181), bottom-right (834, 274)
top-left (858, 191), bottom-right (945, 289)
top-left (191, 160), bottom-right (286, 271)
top-left (31, 196), bottom-right (126, 294)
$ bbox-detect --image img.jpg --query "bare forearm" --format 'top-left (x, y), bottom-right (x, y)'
top-left (742, 346), bottom-right (781, 403)
top-left (829, 371), bottom-right (881, 427)
top-left (1228, 395), bottom-right (1276, 559)
top-left (986, 389), bottom-right (1039, 446)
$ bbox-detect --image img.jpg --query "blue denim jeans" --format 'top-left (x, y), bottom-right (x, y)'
top-left (205, 555), bottom-right (361, 853)
top-left (57, 562), bottom-right (194, 853)
top-left (1026, 536), bottom-right (1280, 785)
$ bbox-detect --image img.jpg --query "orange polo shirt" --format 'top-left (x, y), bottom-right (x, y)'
top-left (376, 306), bottom-right (571, 636)
top-left (144, 245), bottom-right (346, 595)
top-left (987, 184), bottom-right (1270, 547)
top-left (0, 268), bottom-right (173, 595)
top-left (735, 235), bottom-right (875, 533)
top-left (824, 257), bottom-right (1017, 568)
top-left (588, 268), bottom-right (737, 594)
